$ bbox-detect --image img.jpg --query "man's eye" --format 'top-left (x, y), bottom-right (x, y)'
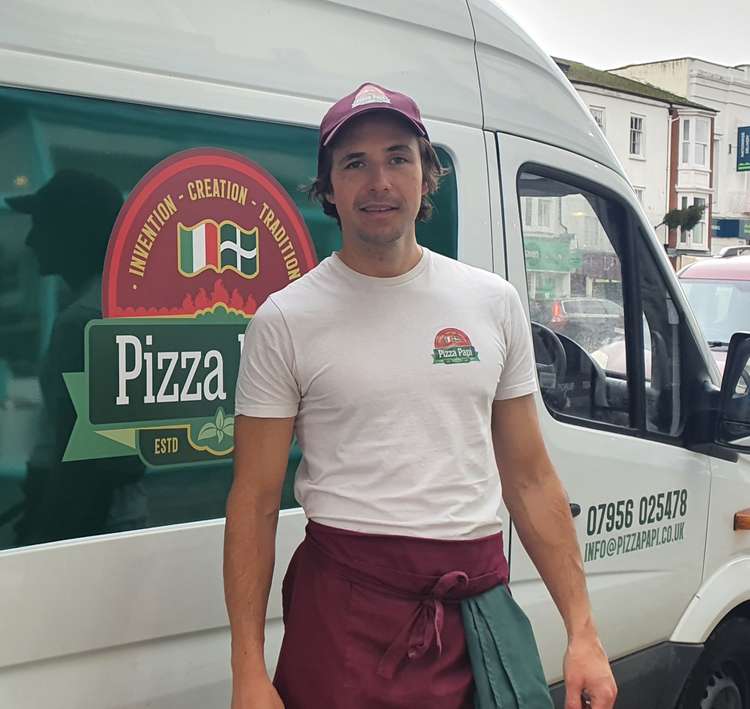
top-left (391, 156), bottom-right (408, 164)
top-left (345, 160), bottom-right (364, 169)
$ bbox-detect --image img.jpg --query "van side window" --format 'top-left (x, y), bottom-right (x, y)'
top-left (518, 170), bottom-right (685, 438)
top-left (518, 171), bottom-right (631, 428)
top-left (0, 85), bottom-right (458, 550)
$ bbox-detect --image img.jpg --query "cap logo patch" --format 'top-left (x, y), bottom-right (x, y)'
top-left (352, 84), bottom-right (391, 108)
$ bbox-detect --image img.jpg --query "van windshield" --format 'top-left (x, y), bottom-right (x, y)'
top-left (680, 278), bottom-right (750, 345)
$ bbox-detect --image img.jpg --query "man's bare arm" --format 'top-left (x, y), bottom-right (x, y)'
top-left (491, 394), bottom-right (616, 709)
top-left (492, 395), bottom-right (590, 635)
top-left (224, 414), bottom-right (294, 706)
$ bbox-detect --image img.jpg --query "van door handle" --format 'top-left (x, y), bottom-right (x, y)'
top-left (569, 503), bottom-right (582, 518)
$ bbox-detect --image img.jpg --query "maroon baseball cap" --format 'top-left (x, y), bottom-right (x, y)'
top-left (319, 82), bottom-right (429, 154)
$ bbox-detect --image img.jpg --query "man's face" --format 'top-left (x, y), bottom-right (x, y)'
top-left (25, 214), bottom-right (60, 275)
top-left (326, 112), bottom-right (427, 247)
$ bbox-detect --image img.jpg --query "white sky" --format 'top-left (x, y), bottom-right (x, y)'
top-left (497, 0), bottom-right (749, 70)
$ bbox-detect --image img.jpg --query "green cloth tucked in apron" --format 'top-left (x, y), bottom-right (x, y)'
top-left (461, 585), bottom-right (554, 709)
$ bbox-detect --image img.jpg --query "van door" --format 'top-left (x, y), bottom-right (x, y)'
top-left (494, 134), bottom-right (711, 685)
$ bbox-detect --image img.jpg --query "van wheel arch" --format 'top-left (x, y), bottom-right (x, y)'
top-left (677, 616), bottom-right (750, 708)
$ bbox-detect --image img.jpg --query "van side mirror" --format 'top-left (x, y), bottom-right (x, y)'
top-left (716, 332), bottom-right (750, 451)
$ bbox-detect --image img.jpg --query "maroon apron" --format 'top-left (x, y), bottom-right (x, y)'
top-left (274, 520), bottom-right (509, 709)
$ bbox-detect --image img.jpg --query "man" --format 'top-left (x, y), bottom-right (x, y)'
top-left (225, 83), bottom-right (617, 709)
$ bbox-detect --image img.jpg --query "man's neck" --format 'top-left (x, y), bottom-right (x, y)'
top-left (337, 235), bottom-right (422, 278)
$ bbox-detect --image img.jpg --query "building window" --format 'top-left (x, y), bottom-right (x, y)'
top-left (524, 198), bottom-right (533, 227)
top-left (681, 117), bottom-right (709, 168)
top-left (590, 107), bottom-right (606, 133)
top-left (629, 116), bottom-right (645, 157)
top-left (538, 199), bottom-right (552, 227)
top-left (678, 194), bottom-right (708, 249)
top-left (692, 197), bottom-right (707, 247)
top-left (681, 120), bottom-right (690, 163)
top-left (633, 187), bottom-right (645, 205)
top-left (523, 197), bottom-right (555, 231)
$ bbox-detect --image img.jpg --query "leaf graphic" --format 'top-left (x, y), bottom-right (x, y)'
top-left (223, 420), bottom-right (235, 438)
top-left (216, 408), bottom-right (225, 430)
top-left (217, 429), bottom-right (224, 444)
top-left (197, 423), bottom-right (218, 441)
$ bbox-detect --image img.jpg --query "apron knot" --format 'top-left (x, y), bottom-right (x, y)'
top-left (377, 570), bottom-right (469, 679)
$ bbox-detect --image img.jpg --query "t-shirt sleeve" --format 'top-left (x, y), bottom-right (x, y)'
top-left (234, 298), bottom-right (300, 418)
top-left (495, 284), bottom-right (538, 400)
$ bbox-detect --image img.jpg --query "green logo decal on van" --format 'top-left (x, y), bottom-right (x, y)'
top-left (62, 148), bottom-right (316, 466)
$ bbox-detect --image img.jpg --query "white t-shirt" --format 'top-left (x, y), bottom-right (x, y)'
top-left (235, 247), bottom-right (537, 539)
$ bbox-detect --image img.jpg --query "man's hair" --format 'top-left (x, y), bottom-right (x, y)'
top-left (306, 136), bottom-right (449, 227)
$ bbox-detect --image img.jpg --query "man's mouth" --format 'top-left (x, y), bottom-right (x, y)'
top-left (359, 203), bottom-right (398, 213)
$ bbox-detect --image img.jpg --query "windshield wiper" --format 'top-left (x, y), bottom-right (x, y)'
top-left (707, 340), bottom-right (729, 349)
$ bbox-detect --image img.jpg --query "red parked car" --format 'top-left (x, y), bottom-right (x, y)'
top-left (678, 251), bottom-right (750, 372)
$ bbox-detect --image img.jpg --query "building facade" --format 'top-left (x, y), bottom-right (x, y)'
top-left (557, 61), bottom-right (672, 232)
top-left (613, 59), bottom-right (750, 256)
top-left (555, 60), bottom-right (716, 271)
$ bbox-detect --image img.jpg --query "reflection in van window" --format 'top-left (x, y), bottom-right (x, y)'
top-left (0, 86), bottom-right (458, 550)
top-left (518, 171), bottom-right (631, 428)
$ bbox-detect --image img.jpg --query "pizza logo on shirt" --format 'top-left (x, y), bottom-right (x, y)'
top-left (432, 328), bottom-right (480, 365)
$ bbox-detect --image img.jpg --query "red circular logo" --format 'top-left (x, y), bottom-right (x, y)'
top-left (102, 147), bottom-right (317, 318)
top-left (434, 328), bottom-right (472, 349)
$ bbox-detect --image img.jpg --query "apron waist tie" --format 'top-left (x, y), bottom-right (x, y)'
top-left (302, 526), bottom-right (508, 681)
top-left (377, 570), bottom-right (469, 680)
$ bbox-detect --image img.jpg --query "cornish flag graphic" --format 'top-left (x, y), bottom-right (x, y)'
top-left (178, 220), bottom-right (258, 277)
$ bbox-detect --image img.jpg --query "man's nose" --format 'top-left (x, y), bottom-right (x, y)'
top-left (368, 163), bottom-right (392, 192)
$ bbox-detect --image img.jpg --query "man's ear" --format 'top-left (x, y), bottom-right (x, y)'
top-left (421, 179), bottom-right (429, 197)
top-left (325, 189), bottom-right (336, 205)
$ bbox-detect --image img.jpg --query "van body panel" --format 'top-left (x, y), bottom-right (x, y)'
top-left (0, 514), bottom-right (301, 707)
top-left (0, 512), bottom-right (301, 668)
top-left (324, 0), bottom-right (475, 39)
top-left (428, 123), bottom-right (494, 270)
top-left (0, 0), bottom-right (482, 129)
top-left (483, 130), bottom-right (505, 276)
top-left (668, 451), bottom-right (750, 643)
top-left (703, 454), bottom-right (750, 587)
top-left (671, 557), bottom-right (750, 644)
top-left (0, 46), bottom-right (330, 129)
top-left (468, 0), bottom-right (624, 176)
top-left (1, 627), bottom-right (233, 709)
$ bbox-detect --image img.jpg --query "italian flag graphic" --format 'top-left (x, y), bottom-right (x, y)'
top-left (178, 220), bottom-right (258, 277)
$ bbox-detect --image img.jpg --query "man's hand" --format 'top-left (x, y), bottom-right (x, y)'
top-left (231, 674), bottom-right (284, 709)
top-left (563, 632), bottom-right (617, 709)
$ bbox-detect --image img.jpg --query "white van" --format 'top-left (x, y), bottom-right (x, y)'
top-left (1, 2), bottom-right (749, 708)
